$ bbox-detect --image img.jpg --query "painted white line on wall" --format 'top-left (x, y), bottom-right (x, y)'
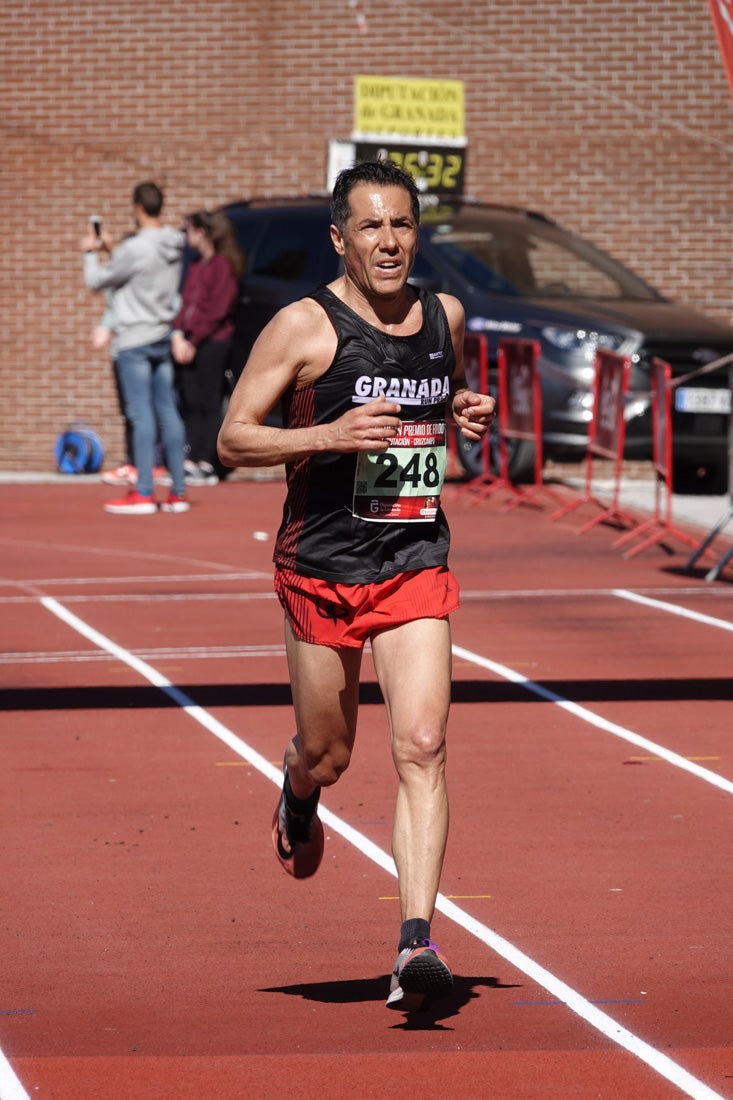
top-left (4, 595), bottom-right (718, 1100)
top-left (613, 588), bottom-right (733, 632)
top-left (451, 644), bottom-right (733, 796)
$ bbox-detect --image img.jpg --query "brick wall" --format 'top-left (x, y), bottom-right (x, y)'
top-left (2, 0), bottom-right (732, 471)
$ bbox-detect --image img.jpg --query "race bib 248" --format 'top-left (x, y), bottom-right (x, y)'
top-left (352, 421), bottom-right (446, 523)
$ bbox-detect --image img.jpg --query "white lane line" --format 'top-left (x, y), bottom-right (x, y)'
top-left (0, 1050), bottom-right (29, 1100)
top-left (1, 572), bottom-right (268, 588)
top-left (23, 595), bottom-right (724, 1100)
top-left (452, 644), bottom-right (733, 796)
top-left (0, 593), bottom-right (277, 606)
top-left (461, 587), bottom-right (733, 601)
top-left (0, 536), bottom-right (256, 574)
top-left (614, 588), bottom-right (733, 632)
top-left (0, 645), bottom-right (286, 665)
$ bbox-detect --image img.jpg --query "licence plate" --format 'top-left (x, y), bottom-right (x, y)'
top-left (674, 387), bottom-right (731, 414)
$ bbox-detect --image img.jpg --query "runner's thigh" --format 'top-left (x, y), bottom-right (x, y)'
top-left (284, 620), bottom-right (363, 751)
top-left (371, 617), bottom-right (452, 740)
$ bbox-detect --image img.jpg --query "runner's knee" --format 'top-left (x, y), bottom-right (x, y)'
top-left (393, 725), bottom-right (446, 775)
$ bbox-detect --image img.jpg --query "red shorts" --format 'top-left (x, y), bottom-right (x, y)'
top-left (274, 565), bottom-right (460, 648)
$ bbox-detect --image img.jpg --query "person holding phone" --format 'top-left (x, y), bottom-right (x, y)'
top-left (82, 181), bottom-right (188, 514)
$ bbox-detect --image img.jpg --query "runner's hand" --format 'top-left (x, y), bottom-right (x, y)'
top-left (328, 396), bottom-right (402, 452)
top-left (452, 390), bottom-right (496, 441)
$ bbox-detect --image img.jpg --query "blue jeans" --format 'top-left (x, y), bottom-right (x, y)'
top-left (116, 339), bottom-right (186, 497)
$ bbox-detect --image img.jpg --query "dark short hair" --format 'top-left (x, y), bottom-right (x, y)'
top-left (132, 181), bottom-right (164, 217)
top-left (331, 159), bottom-right (420, 231)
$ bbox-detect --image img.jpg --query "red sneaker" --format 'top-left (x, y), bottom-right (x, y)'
top-left (103, 490), bottom-right (157, 515)
top-left (160, 493), bottom-right (190, 513)
top-left (101, 463), bottom-right (137, 486)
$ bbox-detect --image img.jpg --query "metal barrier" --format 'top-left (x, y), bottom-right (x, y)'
top-left (461, 335), bottom-right (534, 506)
top-left (684, 361), bottom-right (733, 581)
top-left (551, 349), bottom-right (639, 533)
top-left (452, 332), bottom-right (494, 499)
top-left (612, 358), bottom-right (699, 558)
top-left (457, 334), bottom-right (566, 509)
top-left (497, 337), bottom-right (567, 511)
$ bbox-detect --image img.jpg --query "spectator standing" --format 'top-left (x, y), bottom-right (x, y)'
top-left (82, 181), bottom-right (188, 514)
top-left (172, 210), bottom-right (244, 486)
top-left (92, 287), bottom-right (170, 489)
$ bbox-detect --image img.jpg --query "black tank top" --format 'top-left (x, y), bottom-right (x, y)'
top-left (273, 285), bottom-right (455, 583)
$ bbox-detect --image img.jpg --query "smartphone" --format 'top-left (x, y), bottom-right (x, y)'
top-left (89, 215), bottom-right (102, 237)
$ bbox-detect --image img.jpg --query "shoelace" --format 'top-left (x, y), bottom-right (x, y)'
top-left (408, 938), bottom-right (441, 952)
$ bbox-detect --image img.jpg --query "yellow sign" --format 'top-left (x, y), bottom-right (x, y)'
top-left (354, 75), bottom-right (465, 140)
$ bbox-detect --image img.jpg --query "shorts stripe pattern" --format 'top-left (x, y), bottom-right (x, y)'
top-left (274, 566), bottom-right (460, 648)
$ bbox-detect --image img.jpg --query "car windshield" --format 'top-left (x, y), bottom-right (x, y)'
top-left (423, 212), bottom-right (662, 302)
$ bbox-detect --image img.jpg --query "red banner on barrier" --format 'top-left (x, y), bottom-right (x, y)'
top-left (463, 331), bottom-right (488, 395)
top-left (591, 349), bottom-right (629, 460)
top-left (495, 337), bottom-right (567, 509)
top-left (500, 339), bottom-right (537, 441)
top-left (707, 0), bottom-right (733, 97)
top-left (551, 348), bottom-right (638, 533)
top-left (461, 332), bottom-right (491, 481)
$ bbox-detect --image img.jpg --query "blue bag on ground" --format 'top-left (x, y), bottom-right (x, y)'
top-left (54, 422), bottom-right (105, 474)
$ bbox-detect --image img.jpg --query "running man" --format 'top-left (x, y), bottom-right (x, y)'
top-left (217, 160), bottom-right (496, 1011)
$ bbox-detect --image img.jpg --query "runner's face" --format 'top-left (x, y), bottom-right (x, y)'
top-left (331, 183), bottom-right (418, 300)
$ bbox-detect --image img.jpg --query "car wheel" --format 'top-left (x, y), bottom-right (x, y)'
top-left (455, 432), bottom-right (536, 484)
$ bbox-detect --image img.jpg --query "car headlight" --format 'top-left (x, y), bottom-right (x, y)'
top-left (541, 326), bottom-right (626, 361)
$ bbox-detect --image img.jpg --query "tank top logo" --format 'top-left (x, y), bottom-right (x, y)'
top-left (353, 373), bottom-right (451, 406)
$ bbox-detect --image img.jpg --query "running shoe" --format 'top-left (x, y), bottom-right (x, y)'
top-left (197, 461), bottom-right (220, 485)
top-left (185, 461), bottom-right (219, 486)
top-left (153, 466), bottom-right (172, 485)
top-left (271, 767), bottom-right (324, 879)
top-left (101, 463), bottom-right (137, 486)
top-left (103, 490), bottom-right (157, 515)
top-left (385, 938), bottom-right (453, 1011)
top-left (102, 465), bottom-right (170, 486)
top-left (160, 493), bottom-right (190, 513)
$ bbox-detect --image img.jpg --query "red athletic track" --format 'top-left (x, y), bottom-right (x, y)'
top-left (0, 479), bottom-right (731, 1100)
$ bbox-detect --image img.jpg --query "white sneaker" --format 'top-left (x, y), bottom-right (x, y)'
top-left (197, 461), bottom-right (220, 485)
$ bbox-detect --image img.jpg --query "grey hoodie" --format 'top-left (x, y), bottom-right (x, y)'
top-left (83, 226), bottom-right (184, 352)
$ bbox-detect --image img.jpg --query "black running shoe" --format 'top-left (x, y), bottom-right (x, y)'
top-left (271, 769), bottom-right (324, 879)
top-left (385, 938), bottom-right (453, 1011)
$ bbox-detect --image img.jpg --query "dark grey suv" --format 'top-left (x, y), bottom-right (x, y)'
top-left (222, 196), bottom-right (732, 492)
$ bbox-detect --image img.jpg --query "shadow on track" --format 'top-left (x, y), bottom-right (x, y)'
top-left (3, 676), bottom-right (732, 712)
top-left (260, 973), bottom-right (521, 1029)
